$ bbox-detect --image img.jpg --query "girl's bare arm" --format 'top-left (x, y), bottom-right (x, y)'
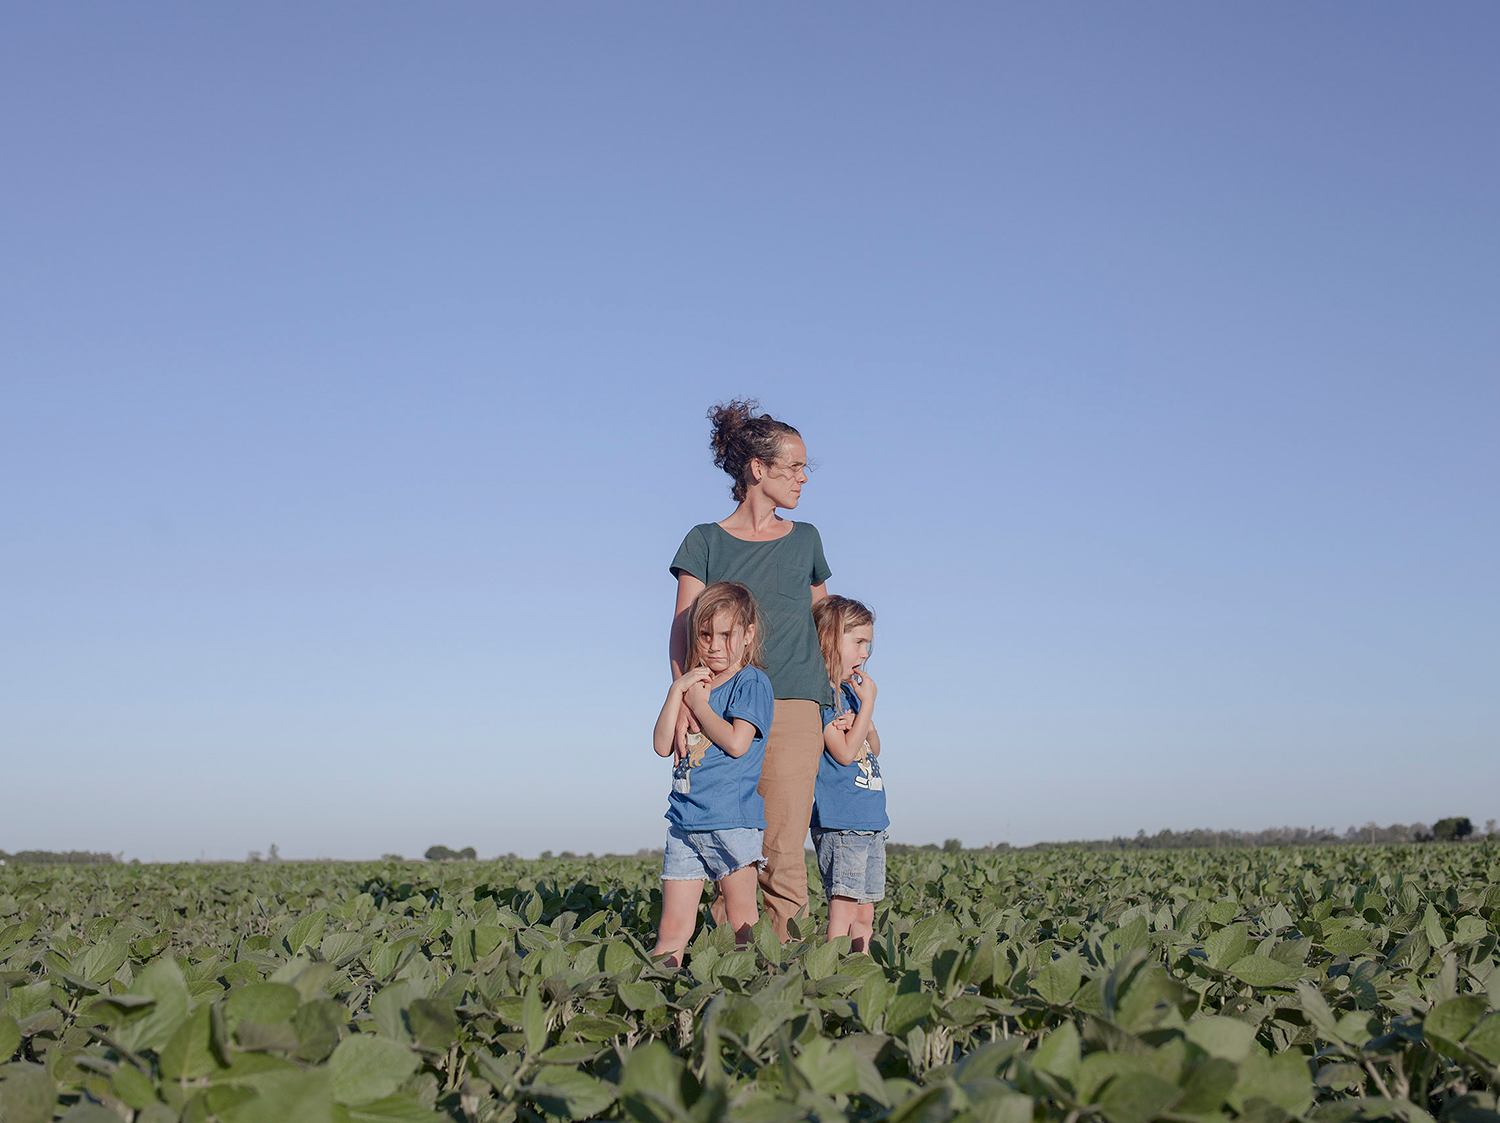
top-left (823, 702), bottom-right (877, 766)
top-left (653, 684), bottom-right (686, 757)
top-left (683, 686), bottom-right (757, 758)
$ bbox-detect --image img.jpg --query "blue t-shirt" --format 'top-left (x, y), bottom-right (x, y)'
top-left (810, 684), bottom-right (889, 831)
top-left (665, 665), bottom-right (774, 832)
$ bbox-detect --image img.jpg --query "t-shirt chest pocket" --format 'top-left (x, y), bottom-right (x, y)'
top-left (774, 561), bottom-right (809, 603)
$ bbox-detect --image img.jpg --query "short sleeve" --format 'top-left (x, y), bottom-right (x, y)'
top-left (820, 704), bottom-right (838, 728)
top-left (807, 525), bottom-right (832, 585)
top-left (670, 525), bottom-right (710, 582)
top-left (723, 669), bottom-right (775, 739)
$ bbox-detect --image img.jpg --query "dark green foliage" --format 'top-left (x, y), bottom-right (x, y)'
top-left (1433, 818), bottom-right (1474, 842)
top-left (0, 849), bottom-right (118, 865)
top-left (4, 845), bottom-right (1500, 1121)
top-left (424, 846), bottom-right (478, 862)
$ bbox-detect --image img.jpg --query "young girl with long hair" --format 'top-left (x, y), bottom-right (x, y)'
top-left (809, 595), bottom-right (886, 953)
top-left (650, 582), bottom-right (775, 966)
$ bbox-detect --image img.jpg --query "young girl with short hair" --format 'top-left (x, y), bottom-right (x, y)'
top-left (809, 595), bottom-right (885, 953)
top-left (651, 582), bottom-right (775, 966)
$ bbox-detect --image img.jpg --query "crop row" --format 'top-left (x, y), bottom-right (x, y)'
top-left (3, 846), bottom-right (1500, 1122)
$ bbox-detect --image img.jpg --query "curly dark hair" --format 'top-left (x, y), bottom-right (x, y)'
top-left (707, 399), bottom-right (802, 503)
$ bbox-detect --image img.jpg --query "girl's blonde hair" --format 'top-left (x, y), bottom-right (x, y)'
top-left (687, 582), bottom-right (766, 672)
top-left (812, 595), bottom-right (875, 709)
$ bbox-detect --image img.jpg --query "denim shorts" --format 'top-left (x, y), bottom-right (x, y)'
top-left (662, 825), bottom-right (765, 882)
top-left (810, 828), bottom-right (887, 904)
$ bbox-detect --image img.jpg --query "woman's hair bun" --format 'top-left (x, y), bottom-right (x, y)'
top-left (706, 399), bottom-right (801, 503)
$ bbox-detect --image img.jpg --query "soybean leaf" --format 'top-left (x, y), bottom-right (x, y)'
top-left (327, 1034), bottom-right (420, 1107)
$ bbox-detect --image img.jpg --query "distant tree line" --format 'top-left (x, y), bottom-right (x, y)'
top-left (881, 819), bottom-right (1495, 854)
top-left (10, 819), bottom-right (1490, 868)
top-left (0, 850), bottom-right (119, 865)
top-left (424, 845), bottom-right (478, 861)
top-left (986, 818), bottom-right (1493, 852)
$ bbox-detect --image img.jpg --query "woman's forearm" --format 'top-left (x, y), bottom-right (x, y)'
top-left (669, 613), bottom-right (689, 678)
top-left (669, 574), bottom-right (705, 678)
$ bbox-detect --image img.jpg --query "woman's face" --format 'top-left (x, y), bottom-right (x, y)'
top-left (753, 435), bottom-right (808, 509)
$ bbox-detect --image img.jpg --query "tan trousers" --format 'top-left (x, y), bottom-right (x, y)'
top-left (712, 698), bottom-right (823, 940)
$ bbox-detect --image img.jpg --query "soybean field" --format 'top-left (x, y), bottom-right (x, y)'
top-left (4, 846), bottom-right (1500, 1122)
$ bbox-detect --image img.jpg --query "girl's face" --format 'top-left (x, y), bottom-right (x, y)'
top-left (753, 435), bottom-right (809, 510)
top-left (698, 611), bottom-right (753, 675)
top-left (839, 623), bottom-right (873, 682)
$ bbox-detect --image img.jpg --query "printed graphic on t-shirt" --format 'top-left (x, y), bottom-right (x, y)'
top-left (673, 731), bottom-right (709, 794)
top-left (854, 741), bottom-right (883, 791)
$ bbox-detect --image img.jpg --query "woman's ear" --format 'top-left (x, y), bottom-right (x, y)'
top-left (749, 458), bottom-right (764, 483)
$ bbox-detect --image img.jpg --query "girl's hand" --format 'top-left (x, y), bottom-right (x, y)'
top-left (673, 667), bottom-right (712, 694)
top-left (831, 712), bottom-right (856, 732)
top-left (851, 668), bottom-right (877, 704)
top-left (684, 674), bottom-right (713, 715)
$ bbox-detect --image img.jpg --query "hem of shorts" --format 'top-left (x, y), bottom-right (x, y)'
top-left (662, 856), bottom-right (766, 882)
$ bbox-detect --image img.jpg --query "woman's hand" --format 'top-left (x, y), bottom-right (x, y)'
top-left (673, 706), bottom-right (701, 761)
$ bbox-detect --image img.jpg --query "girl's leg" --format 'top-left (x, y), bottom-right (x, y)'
top-left (850, 902), bottom-right (876, 954)
top-left (827, 895), bottom-right (860, 941)
top-left (652, 879), bottom-right (704, 967)
top-left (717, 864), bottom-right (760, 947)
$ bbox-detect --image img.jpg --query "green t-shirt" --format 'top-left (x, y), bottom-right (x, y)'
top-left (670, 521), bottom-right (833, 705)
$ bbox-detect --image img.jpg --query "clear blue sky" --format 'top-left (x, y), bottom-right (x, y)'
top-left (3, 5), bottom-right (1495, 860)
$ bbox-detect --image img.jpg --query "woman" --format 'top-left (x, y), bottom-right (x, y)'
top-left (669, 399), bottom-right (831, 941)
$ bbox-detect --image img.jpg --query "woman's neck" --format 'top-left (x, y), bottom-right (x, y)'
top-left (719, 491), bottom-right (787, 539)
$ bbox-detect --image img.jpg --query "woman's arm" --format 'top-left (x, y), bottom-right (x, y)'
top-left (669, 573), bottom-right (706, 757)
top-left (669, 573), bottom-right (707, 678)
top-left (810, 581), bottom-right (828, 607)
